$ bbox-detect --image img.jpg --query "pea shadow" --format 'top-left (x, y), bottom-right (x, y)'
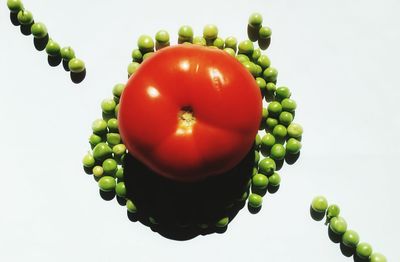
top-left (10, 12), bottom-right (20, 26)
top-left (123, 149), bottom-right (254, 241)
top-left (71, 69), bottom-right (86, 84)
top-left (247, 25), bottom-right (259, 42)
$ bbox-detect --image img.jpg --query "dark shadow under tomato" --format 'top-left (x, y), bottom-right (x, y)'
top-left (124, 148), bottom-right (255, 241)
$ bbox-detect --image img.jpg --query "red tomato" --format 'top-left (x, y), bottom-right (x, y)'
top-left (119, 45), bottom-right (262, 182)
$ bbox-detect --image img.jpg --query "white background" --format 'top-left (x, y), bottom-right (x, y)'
top-left (1, 0), bottom-right (399, 261)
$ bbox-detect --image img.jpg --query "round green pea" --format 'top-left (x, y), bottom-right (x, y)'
top-left (267, 101), bottom-right (282, 116)
top-left (225, 36), bottom-right (237, 51)
top-left (370, 253), bottom-right (387, 262)
top-left (279, 111), bottom-right (294, 126)
top-left (115, 182), bottom-right (126, 197)
top-left (92, 142), bottom-right (113, 161)
top-left (254, 150), bottom-right (260, 165)
top-left (252, 173), bottom-right (269, 189)
top-left (178, 25), bottom-right (193, 41)
top-left (82, 153), bottom-right (95, 168)
top-left (112, 84), bottom-right (125, 98)
top-left (115, 167), bottom-right (124, 180)
top-left (256, 77), bottom-right (267, 94)
top-left (248, 12), bottom-right (263, 28)
top-left (143, 52), bottom-right (154, 60)
top-left (276, 86), bottom-right (291, 100)
top-left (342, 230), bottom-right (360, 248)
top-left (7, 0), bottom-right (24, 13)
top-left (98, 176), bottom-right (116, 192)
top-left (252, 48), bottom-right (261, 61)
top-left (326, 204), bottom-right (340, 219)
top-left (261, 107), bottom-right (268, 121)
top-left (255, 134), bottom-right (261, 148)
top-left (101, 99), bottom-right (116, 115)
top-left (92, 166), bottom-right (104, 178)
top-left (213, 37), bottom-right (224, 49)
top-left (281, 98), bottom-right (297, 112)
top-left (102, 158), bottom-right (117, 175)
top-left (268, 172), bottom-right (281, 186)
top-left (255, 65), bottom-right (262, 77)
top-left (17, 10), bottom-right (33, 25)
top-left (270, 144), bottom-right (286, 160)
top-left (127, 62), bottom-right (140, 76)
top-left (131, 49), bottom-right (143, 62)
top-left (60, 47), bottom-right (75, 61)
top-left (115, 104), bottom-right (120, 117)
top-left (107, 118), bottom-right (118, 133)
top-left (106, 133), bottom-right (121, 146)
top-left (68, 58), bottom-right (85, 73)
top-left (215, 217), bottom-right (229, 228)
top-left (113, 144), bottom-right (126, 157)
top-left (223, 47), bottom-right (236, 57)
top-left (45, 39), bottom-right (60, 56)
top-left (263, 67), bottom-right (278, 83)
top-left (238, 40), bottom-right (254, 55)
top-left (266, 82), bottom-right (276, 92)
top-left (286, 138), bottom-right (302, 154)
top-left (311, 195), bottom-right (328, 213)
top-left (287, 123), bottom-right (303, 138)
top-left (248, 193), bottom-right (263, 208)
top-left (126, 199), bottom-right (137, 213)
top-left (259, 26), bottom-right (272, 39)
top-left (356, 242), bottom-right (373, 259)
top-left (203, 24), bottom-right (218, 40)
top-left (89, 134), bottom-right (103, 148)
top-left (92, 119), bottom-right (107, 135)
top-left (330, 217), bottom-right (348, 235)
top-left (193, 36), bottom-right (206, 46)
top-left (236, 54), bottom-right (250, 63)
top-left (261, 133), bottom-right (276, 149)
top-left (257, 55), bottom-right (271, 69)
top-left (266, 117), bottom-right (279, 130)
top-left (242, 61), bottom-right (258, 77)
top-left (258, 157), bottom-right (276, 175)
top-left (31, 22), bottom-right (48, 38)
top-left (137, 35), bottom-right (154, 53)
top-left (155, 30), bottom-right (169, 44)
top-left (273, 124), bottom-right (287, 139)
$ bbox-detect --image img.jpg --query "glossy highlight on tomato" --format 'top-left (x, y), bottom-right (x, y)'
top-left (119, 45), bottom-right (262, 182)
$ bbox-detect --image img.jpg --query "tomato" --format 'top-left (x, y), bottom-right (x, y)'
top-left (119, 45), bottom-right (262, 182)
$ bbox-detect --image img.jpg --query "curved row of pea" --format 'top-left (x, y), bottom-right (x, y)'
top-left (7, 0), bottom-right (86, 83)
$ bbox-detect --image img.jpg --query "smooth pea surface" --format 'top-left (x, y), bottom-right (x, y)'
top-left (330, 217), bottom-right (348, 235)
top-left (98, 176), bottom-right (116, 192)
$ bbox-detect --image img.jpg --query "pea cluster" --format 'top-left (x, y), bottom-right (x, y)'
top-left (7, 0), bottom-right (86, 83)
top-left (311, 196), bottom-right (387, 262)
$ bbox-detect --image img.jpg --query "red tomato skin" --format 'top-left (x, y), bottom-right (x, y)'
top-left (119, 45), bottom-right (262, 182)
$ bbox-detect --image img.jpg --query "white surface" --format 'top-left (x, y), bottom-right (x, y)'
top-left (1, 0), bottom-right (399, 261)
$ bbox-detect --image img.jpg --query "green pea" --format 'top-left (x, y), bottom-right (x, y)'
top-left (256, 77), bottom-right (267, 95)
top-left (276, 86), bottom-right (291, 100)
top-left (329, 217), bottom-right (347, 235)
top-left (236, 54), bottom-right (250, 63)
top-left (270, 144), bottom-right (286, 160)
top-left (113, 144), bottom-right (126, 157)
top-left (68, 58), bottom-right (85, 73)
top-left (370, 253), bottom-right (387, 262)
top-left (213, 37), bottom-right (224, 49)
top-left (326, 204), bottom-right (340, 219)
top-left (215, 217), bottom-right (229, 227)
top-left (92, 166), bottom-right (104, 178)
top-left (268, 172), bottom-right (281, 186)
top-left (356, 242), bottom-right (373, 259)
top-left (261, 133), bottom-right (276, 149)
top-left (248, 193), bottom-right (263, 208)
top-left (17, 10), bottom-right (33, 25)
top-left (259, 26), bottom-right (272, 39)
top-left (89, 134), bottom-right (103, 148)
top-left (115, 182), bottom-right (126, 197)
top-left (254, 150), bottom-right (260, 165)
top-left (127, 62), bottom-right (140, 76)
top-left (106, 133), bottom-right (121, 146)
top-left (287, 123), bottom-right (303, 138)
top-left (92, 119), bottom-right (107, 135)
top-left (238, 40), bottom-right (254, 55)
top-left (193, 36), bottom-right (206, 46)
top-left (107, 118), bottom-right (118, 133)
top-left (281, 98), bottom-right (297, 112)
top-left (261, 107), bottom-right (268, 124)
top-left (82, 153), bottom-right (95, 168)
top-left (137, 35), bottom-right (154, 53)
top-left (223, 47), bottom-right (236, 57)
top-left (225, 36), bottom-right (237, 51)
top-left (7, 0), bottom-right (24, 13)
top-left (115, 167), bottom-right (124, 180)
top-left (257, 55), bottom-right (271, 69)
top-left (273, 124), bottom-right (287, 139)
top-left (102, 158), bottom-right (117, 175)
top-left (98, 176), bottom-right (116, 192)
top-left (251, 48), bottom-right (261, 61)
top-left (248, 12), bottom-right (263, 28)
top-left (252, 173), bottom-right (269, 189)
top-left (279, 111), bottom-right (294, 126)
top-left (242, 61), bottom-right (258, 77)
top-left (155, 30), bottom-right (170, 44)
top-left (239, 191), bottom-right (248, 202)
top-left (267, 101), bottom-right (282, 116)
top-left (255, 134), bottom-right (261, 148)
top-left (60, 47), bottom-right (75, 61)
top-left (342, 230), bottom-right (360, 248)
top-left (203, 24), bottom-right (218, 40)
top-left (311, 196), bottom-right (328, 213)
top-left (263, 67), bottom-right (278, 83)
top-left (252, 167), bottom-right (258, 177)
top-left (143, 52), bottom-right (154, 60)
top-left (178, 25), bottom-right (194, 41)
top-left (126, 199), bottom-right (137, 213)
top-left (258, 157), bottom-right (276, 175)
top-left (31, 22), bottom-right (48, 38)
top-left (45, 39), bottom-right (60, 56)
top-left (255, 65), bottom-right (262, 77)
top-left (115, 104), bottom-right (120, 117)
top-left (101, 99), bottom-right (116, 115)
top-left (266, 117), bottom-right (279, 130)
top-left (92, 142), bottom-right (113, 161)
top-left (112, 84), bottom-right (125, 98)
top-left (131, 49), bottom-right (143, 62)
top-left (286, 138), bottom-right (302, 154)
top-left (266, 82), bottom-right (276, 92)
